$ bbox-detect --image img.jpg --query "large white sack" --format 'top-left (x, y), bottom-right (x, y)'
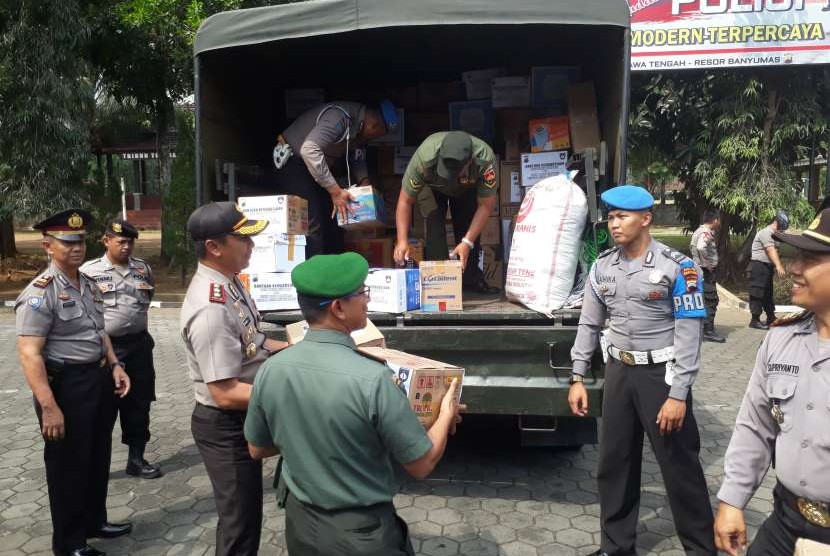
top-left (505, 173), bottom-right (588, 316)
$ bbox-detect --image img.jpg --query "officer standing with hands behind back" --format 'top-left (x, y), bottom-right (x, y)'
top-left (714, 208), bottom-right (830, 556)
top-left (81, 219), bottom-right (161, 479)
top-left (568, 186), bottom-right (716, 556)
top-left (16, 210), bottom-right (132, 556)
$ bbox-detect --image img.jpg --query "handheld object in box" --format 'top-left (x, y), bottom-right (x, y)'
top-left (369, 108), bottom-right (405, 146)
top-left (520, 150), bottom-right (568, 187)
top-left (419, 260), bottom-right (463, 312)
top-left (238, 272), bottom-right (298, 311)
top-left (529, 117), bottom-right (570, 152)
top-left (287, 318), bottom-right (385, 347)
top-left (491, 76), bottom-right (530, 108)
top-left (568, 82), bottom-right (602, 152)
top-left (244, 234), bottom-right (307, 274)
top-left (358, 347), bottom-right (464, 428)
top-left (365, 268), bottom-right (421, 313)
top-left (499, 161), bottom-right (522, 205)
top-left (462, 67), bottom-right (505, 100)
top-left (238, 195), bottom-right (309, 235)
top-left (337, 186), bottom-right (385, 229)
top-left (531, 66), bottom-right (582, 108)
top-left (449, 100), bottom-right (494, 140)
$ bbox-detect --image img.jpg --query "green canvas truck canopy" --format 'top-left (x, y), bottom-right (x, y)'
top-left (195, 0), bottom-right (631, 56)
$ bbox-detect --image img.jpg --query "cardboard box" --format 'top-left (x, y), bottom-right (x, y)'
top-left (244, 233), bottom-right (306, 274)
top-left (462, 67), bottom-right (506, 100)
top-left (393, 146), bottom-right (416, 175)
top-left (502, 203), bottom-right (521, 218)
top-left (417, 81), bottom-right (464, 111)
top-left (284, 88), bottom-right (325, 119)
top-left (480, 217), bottom-right (501, 245)
top-left (345, 237), bottom-right (395, 268)
top-left (383, 85), bottom-right (418, 111)
top-left (405, 112), bottom-right (450, 145)
top-left (238, 195), bottom-right (309, 235)
top-left (338, 186), bottom-right (385, 229)
top-left (238, 272), bottom-right (298, 311)
top-left (365, 268), bottom-right (421, 313)
top-left (529, 117), bottom-right (571, 152)
top-left (491, 76), bottom-right (531, 108)
top-left (502, 217), bottom-right (517, 260)
top-left (358, 347), bottom-right (464, 427)
top-left (407, 239), bottom-right (425, 264)
top-left (449, 100), bottom-right (494, 140)
top-left (369, 108), bottom-right (405, 146)
top-left (520, 150), bottom-right (569, 187)
top-left (531, 66), bottom-right (582, 109)
top-left (499, 109), bottom-right (535, 160)
top-left (568, 82), bottom-right (602, 153)
top-left (286, 318), bottom-right (386, 347)
top-left (499, 161), bottom-right (522, 205)
top-left (420, 260), bottom-right (463, 312)
top-left (479, 246), bottom-right (504, 289)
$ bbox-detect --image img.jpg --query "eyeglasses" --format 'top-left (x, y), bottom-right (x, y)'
top-left (319, 287), bottom-right (371, 307)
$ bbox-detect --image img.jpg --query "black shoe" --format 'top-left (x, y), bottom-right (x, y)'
top-left (703, 329), bottom-right (726, 343)
top-left (463, 280), bottom-right (500, 294)
top-left (87, 522), bottom-right (132, 539)
top-left (64, 546), bottom-right (106, 556)
top-left (126, 444), bottom-right (162, 479)
top-left (585, 551), bottom-right (610, 556)
top-left (749, 319), bottom-right (769, 330)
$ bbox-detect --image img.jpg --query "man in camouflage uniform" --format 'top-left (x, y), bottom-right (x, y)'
top-left (690, 208), bottom-right (726, 343)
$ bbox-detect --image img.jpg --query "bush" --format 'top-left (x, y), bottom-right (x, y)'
top-left (162, 109), bottom-right (197, 271)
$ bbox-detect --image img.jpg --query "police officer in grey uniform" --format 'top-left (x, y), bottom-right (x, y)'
top-left (181, 202), bottom-right (289, 556)
top-left (749, 212), bottom-right (789, 329)
top-left (690, 208), bottom-right (725, 343)
top-left (16, 209), bottom-right (132, 556)
top-left (568, 186), bottom-right (716, 556)
top-left (81, 219), bottom-right (161, 479)
top-left (272, 100), bottom-right (399, 257)
top-left (714, 208), bottom-right (830, 556)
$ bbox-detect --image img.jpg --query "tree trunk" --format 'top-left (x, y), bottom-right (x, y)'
top-left (0, 216), bottom-right (17, 260)
top-left (759, 83), bottom-right (780, 196)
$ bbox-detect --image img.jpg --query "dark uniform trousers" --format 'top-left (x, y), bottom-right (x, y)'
top-left (191, 403), bottom-right (263, 556)
top-left (424, 187), bottom-right (486, 286)
top-left (37, 361), bottom-right (115, 554)
top-left (701, 268), bottom-right (719, 330)
top-left (748, 483), bottom-right (830, 556)
top-left (598, 359), bottom-right (715, 556)
top-left (272, 156), bottom-right (344, 258)
top-left (109, 331), bottom-right (155, 446)
top-left (749, 261), bottom-right (776, 322)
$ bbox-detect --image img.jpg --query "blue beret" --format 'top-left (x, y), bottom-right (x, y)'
top-left (601, 185), bottom-right (654, 211)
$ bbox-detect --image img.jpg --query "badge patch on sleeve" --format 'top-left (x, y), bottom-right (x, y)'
top-left (27, 296), bottom-right (43, 309)
top-left (681, 266), bottom-right (699, 292)
top-left (483, 165), bottom-right (497, 189)
top-left (673, 261), bottom-right (706, 319)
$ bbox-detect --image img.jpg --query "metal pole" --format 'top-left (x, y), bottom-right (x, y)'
top-left (194, 55), bottom-right (204, 207)
top-left (120, 177), bottom-right (127, 220)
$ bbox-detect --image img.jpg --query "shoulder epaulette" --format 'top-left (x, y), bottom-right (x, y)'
top-left (597, 246), bottom-right (620, 259)
top-left (770, 311), bottom-right (813, 328)
top-left (209, 282), bottom-right (226, 304)
top-left (661, 248), bottom-right (690, 265)
top-left (32, 274), bottom-right (53, 288)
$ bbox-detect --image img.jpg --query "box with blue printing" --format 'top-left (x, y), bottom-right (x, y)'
top-left (365, 268), bottom-right (421, 313)
top-left (338, 186), bottom-right (386, 229)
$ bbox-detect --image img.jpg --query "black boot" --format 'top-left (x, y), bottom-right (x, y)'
top-left (749, 318), bottom-right (769, 330)
top-left (703, 325), bottom-right (726, 343)
top-left (125, 444), bottom-right (162, 479)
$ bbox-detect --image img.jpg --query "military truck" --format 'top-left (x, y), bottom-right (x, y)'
top-left (192, 0), bottom-right (632, 446)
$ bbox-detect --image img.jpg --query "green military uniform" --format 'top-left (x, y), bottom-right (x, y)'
top-left (403, 132), bottom-right (497, 283)
top-left (244, 253), bottom-right (432, 556)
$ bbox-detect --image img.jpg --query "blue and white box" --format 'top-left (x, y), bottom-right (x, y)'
top-left (338, 186), bottom-right (386, 229)
top-left (365, 269), bottom-right (421, 313)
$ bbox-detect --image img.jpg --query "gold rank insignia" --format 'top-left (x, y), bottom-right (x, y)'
top-left (245, 342), bottom-right (257, 359)
top-left (112, 222), bottom-right (122, 233)
top-left (808, 216), bottom-right (821, 231)
top-left (209, 283), bottom-right (226, 303)
top-left (33, 275), bottom-right (53, 289)
top-left (68, 213), bottom-right (84, 229)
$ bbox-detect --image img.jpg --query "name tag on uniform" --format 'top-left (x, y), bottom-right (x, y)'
top-left (98, 282), bottom-right (116, 293)
top-left (135, 281), bottom-right (154, 290)
top-left (62, 300), bottom-right (76, 308)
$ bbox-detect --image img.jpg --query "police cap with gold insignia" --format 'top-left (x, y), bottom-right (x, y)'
top-left (105, 218), bottom-right (139, 239)
top-left (601, 184), bottom-right (654, 211)
top-left (187, 201), bottom-right (268, 241)
top-left (33, 209), bottom-right (92, 241)
top-left (774, 208), bottom-right (830, 253)
top-left (291, 253), bottom-right (369, 299)
top-left (437, 131), bottom-right (473, 180)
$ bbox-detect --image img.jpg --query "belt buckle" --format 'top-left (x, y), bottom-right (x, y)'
top-left (798, 498), bottom-right (830, 527)
top-left (619, 351), bottom-right (637, 366)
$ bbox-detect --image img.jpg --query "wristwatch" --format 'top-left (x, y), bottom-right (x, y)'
top-left (461, 237), bottom-right (475, 249)
top-left (109, 361), bottom-right (126, 371)
top-left (569, 374), bottom-right (585, 385)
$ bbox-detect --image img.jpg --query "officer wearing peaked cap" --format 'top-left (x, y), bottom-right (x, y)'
top-left (568, 185), bottom-right (716, 556)
top-left (180, 201), bottom-right (289, 556)
top-left (16, 210), bottom-right (133, 556)
top-left (244, 253), bottom-right (466, 555)
top-left (81, 219), bottom-right (161, 480)
top-left (715, 208), bottom-right (830, 556)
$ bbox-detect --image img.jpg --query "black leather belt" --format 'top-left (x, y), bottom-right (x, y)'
top-left (778, 482), bottom-right (830, 528)
top-left (46, 357), bottom-right (106, 371)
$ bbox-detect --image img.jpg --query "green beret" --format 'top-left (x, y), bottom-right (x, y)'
top-left (291, 253), bottom-right (369, 298)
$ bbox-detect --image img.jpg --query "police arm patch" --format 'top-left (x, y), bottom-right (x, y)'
top-left (27, 296), bottom-right (44, 309)
top-left (672, 261), bottom-right (706, 319)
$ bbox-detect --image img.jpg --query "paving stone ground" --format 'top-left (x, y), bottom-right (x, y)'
top-left (0, 307), bottom-right (774, 556)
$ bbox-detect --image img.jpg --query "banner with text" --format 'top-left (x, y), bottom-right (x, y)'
top-left (630, 0), bottom-right (830, 71)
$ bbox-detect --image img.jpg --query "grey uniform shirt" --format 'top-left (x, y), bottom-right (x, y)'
top-left (15, 262), bottom-right (107, 364)
top-left (80, 254), bottom-right (155, 337)
top-left (718, 315), bottom-right (830, 508)
top-left (690, 224), bottom-right (718, 269)
top-left (180, 263), bottom-right (269, 408)
top-left (570, 238), bottom-right (705, 400)
top-left (281, 102), bottom-right (369, 189)
top-left (751, 226), bottom-right (777, 264)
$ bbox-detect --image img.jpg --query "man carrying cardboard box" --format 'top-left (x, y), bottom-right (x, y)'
top-left (244, 253), bottom-right (464, 556)
top-left (393, 131), bottom-right (500, 293)
top-left (272, 101), bottom-right (399, 257)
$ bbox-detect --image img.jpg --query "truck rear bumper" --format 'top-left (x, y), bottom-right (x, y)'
top-left (460, 375), bottom-right (604, 417)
